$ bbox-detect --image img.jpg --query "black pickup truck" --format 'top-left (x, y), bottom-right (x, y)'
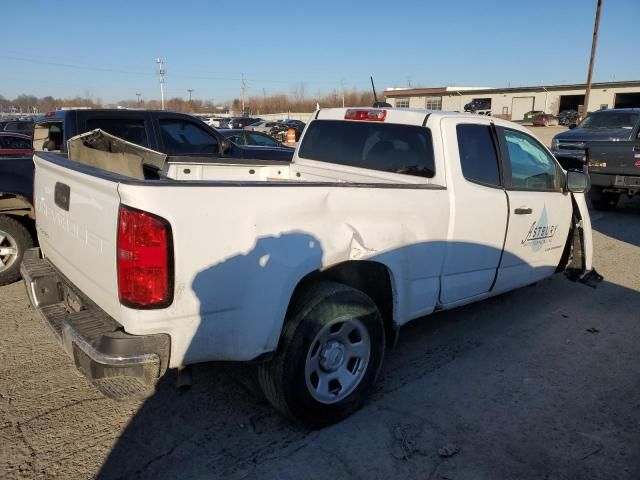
top-left (0, 109), bottom-right (294, 285)
top-left (551, 108), bottom-right (640, 210)
top-left (33, 109), bottom-right (294, 161)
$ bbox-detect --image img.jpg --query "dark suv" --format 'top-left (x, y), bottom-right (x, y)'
top-left (552, 108), bottom-right (640, 210)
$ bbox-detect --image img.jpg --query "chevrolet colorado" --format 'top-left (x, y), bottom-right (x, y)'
top-left (23, 108), bottom-right (596, 426)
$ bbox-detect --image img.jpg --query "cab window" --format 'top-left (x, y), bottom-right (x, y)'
top-left (159, 119), bottom-right (219, 155)
top-left (86, 118), bottom-right (149, 147)
top-left (504, 129), bottom-right (558, 191)
top-left (227, 134), bottom-right (247, 145)
top-left (248, 132), bottom-right (279, 147)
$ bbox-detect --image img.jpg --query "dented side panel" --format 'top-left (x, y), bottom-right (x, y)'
top-left (116, 184), bottom-right (450, 366)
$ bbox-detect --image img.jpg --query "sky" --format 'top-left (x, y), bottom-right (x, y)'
top-left (2, 0), bottom-right (639, 104)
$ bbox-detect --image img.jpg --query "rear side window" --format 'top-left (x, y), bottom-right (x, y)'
top-left (456, 124), bottom-right (500, 186)
top-left (159, 119), bottom-right (219, 155)
top-left (86, 118), bottom-right (149, 147)
top-left (298, 120), bottom-right (435, 178)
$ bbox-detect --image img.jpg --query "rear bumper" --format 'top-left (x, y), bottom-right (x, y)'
top-left (21, 248), bottom-right (170, 400)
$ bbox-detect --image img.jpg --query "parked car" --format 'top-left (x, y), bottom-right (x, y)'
top-left (221, 129), bottom-right (294, 160)
top-left (0, 132), bottom-right (33, 155)
top-left (532, 114), bottom-right (559, 127)
top-left (23, 107), bottom-right (596, 427)
top-left (523, 110), bottom-right (545, 123)
top-left (243, 120), bottom-right (282, 134)
top-left (551, 108), bottom-right (640, 210)
top-left (3, 119), bottom-right (34, 134)
top-left (463, 99), bottom-right (491, 112)
top-left (557, 110), bottom-right (579, 126)
top-left (228, 117), bottom-right (261, 129)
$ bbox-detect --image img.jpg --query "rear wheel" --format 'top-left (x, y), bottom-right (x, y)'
top-left (589, 186), bottom-right (619, 211)
top-left (0, 216), bottom-right (34, 286)
top-left (258, 281), bottom-right (385, 427)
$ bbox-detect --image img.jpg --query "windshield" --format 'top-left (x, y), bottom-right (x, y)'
top-left (579, 111), bottom-right (639, 129)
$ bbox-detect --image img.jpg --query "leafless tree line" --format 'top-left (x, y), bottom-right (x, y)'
top-left (1, 87), bottom-right (377, 115)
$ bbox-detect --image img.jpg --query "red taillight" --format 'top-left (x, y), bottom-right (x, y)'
top-left (344, 109), bottom-right (387, 121)
top-left (117, 205), bottom-right (173, 308)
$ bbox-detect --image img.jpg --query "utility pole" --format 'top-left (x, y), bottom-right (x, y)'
top-left (241, 73), bottom-right (247, 114)
top-left (583, 0), bottom-right (602, 119)
top-left (156, 58), bottom-right (165, 110)
top-left (136, 93), bottom-right (141, 104)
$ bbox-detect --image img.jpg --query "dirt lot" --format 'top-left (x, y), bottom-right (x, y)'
top-left (2, 197), bottom-right (640, 480)
top-left (526, 124), bottom-right (567, 147)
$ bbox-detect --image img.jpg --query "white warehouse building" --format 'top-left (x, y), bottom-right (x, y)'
top-left (383, 80), bottom-right (640, 121)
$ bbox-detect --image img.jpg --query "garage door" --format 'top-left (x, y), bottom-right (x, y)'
top-left (511, 97), bottom-right (535, 121)
top-left (614, 92), bottom-right (640, 108)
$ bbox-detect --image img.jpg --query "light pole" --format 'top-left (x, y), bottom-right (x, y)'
top-left (187, 89), bottom-right (194, 103)
top-left (156, 58), bottom-right (165, 110)
top-left (583, 0), bottom-right (602, 119)
top-left (136, 93), bottom-right (141, 104)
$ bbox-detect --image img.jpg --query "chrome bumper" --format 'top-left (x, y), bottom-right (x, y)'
top-left (21, 248), bottom-right (170, 400)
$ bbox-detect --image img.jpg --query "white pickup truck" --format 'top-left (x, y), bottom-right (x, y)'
top-left (23, 108), bottom-right (598, 426)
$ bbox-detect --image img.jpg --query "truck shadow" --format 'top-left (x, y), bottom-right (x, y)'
top-left (95, 235), bottom-right (636, 480)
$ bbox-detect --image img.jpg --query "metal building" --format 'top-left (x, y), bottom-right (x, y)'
top-left (383, 80), bottom-right (640, 120)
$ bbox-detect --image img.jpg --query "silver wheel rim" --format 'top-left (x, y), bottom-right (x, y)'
top-left (0, 229), bottom-right (19, 273)
top-left (305, 317), bottom-right (371, 404)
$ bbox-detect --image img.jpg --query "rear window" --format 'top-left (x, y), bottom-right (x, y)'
top-left (298, 120), bottom-right (435, 178)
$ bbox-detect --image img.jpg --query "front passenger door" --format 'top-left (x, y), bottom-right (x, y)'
top-left (494, 128), bottom-right (572, 293)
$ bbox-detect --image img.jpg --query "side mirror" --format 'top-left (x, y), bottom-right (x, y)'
top-left (566, 170), bottom-right (589, 193)
top-left (568, 123), bottom-right (577, 129)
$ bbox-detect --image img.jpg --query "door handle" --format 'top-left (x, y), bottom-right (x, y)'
top-left (514, 207), bottom-right (533, 215)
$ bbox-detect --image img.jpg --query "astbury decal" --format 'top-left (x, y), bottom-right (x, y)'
top-left (522, 205), bottom-right (558, 252)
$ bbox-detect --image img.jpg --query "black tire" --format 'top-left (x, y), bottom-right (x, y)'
top-left (589, 186), bottom-right (619, 211)
top-left (0, 216), bottom-right (34, 286)
top-left (258, 281), bottom-right (385, 428)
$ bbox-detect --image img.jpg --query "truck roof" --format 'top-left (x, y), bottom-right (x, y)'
top-left (35, 108), bottom-right (195, 123)
top-left (314, 107), bottom-right (513, 126)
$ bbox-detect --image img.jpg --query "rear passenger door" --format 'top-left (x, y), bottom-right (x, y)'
top-left (494, 127), bottom-right (572, 292)
top-left (439, 118), bottom-right (509, 306)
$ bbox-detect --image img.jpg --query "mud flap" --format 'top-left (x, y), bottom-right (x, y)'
top-left (564, 193), bottom-right (603, 288)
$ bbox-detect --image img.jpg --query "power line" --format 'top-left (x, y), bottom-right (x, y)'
top-left (0, 54), bottom-right (348, 86)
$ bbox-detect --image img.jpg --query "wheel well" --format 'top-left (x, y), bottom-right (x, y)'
top-left (0, 214), bottom-right (36, 242)
top-left (290, 261), bottom-right (397, 347)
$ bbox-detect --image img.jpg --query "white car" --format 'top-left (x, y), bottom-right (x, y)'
top-left (23, 107), bottom-right (597, 426)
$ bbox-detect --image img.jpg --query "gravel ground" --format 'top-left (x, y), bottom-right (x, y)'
top-left (1, 197), bottom-right (639, 480)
